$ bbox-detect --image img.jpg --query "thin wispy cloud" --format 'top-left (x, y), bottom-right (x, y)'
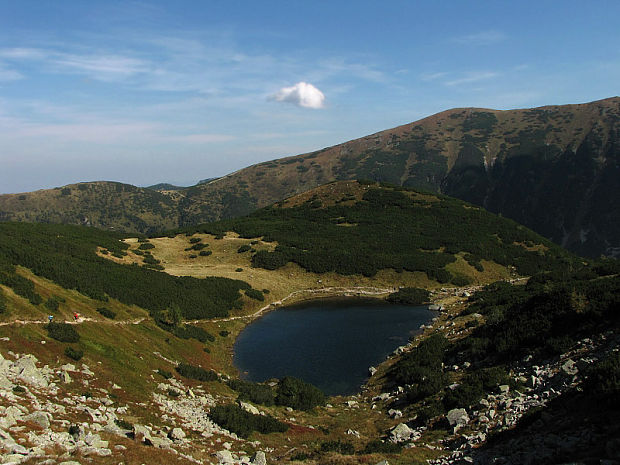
top-left (420, 72), bottom-right (448, 82)
top-left (453, 30), bottom-right (507, 45)
top-left (270, 82), bottom-right (326, 109)
top-left (54, 54), bottom-right (149, 80)
top-left (445, 71), bottom-right (500, 87)
top-left (0, 66), bottom-right (22, 81)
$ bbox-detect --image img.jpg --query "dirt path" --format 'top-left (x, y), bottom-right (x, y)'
top-left (205, 286), bottom-right (394, 323)
top-left (0, 317), bottom-right (147, 326)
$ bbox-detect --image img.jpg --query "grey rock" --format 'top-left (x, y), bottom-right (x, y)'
top-left (388, 409), bottom-right (403, 419)
top-left (59, 370), bottom-right (72, 384)
top-left (168, 427), bottom-right (186, 441)
top-left (216, 449), bottom-right (235, 463)
top-left (368, 366), bottom-right (377, 376)
top-left (238, 400), bottom-right (260, 415)
top-left (447, 408), bottom-right (470, 428)
top-left (375, 460), bottom-right (390, 465)
top-left (59, 462), bottom-right (82, 465)
top-left (24, 411), bottom-right (50, 429)
top-left (14, 355), bottom-right (48, 388)
top-left (389, 423), bottom-right (414, 443)
top-left (252, 451), bottom-right (267, 465)
top-left (133, 424), bottom-right (153, 445)
top-left (561, 359), bottom-right (579, 376)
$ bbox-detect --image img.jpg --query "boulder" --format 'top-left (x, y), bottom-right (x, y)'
top-left (388, 409), bottom-right (403, 419)
top-left (389, 423), bottom-right (414, 443)
top-left (368, 366), bottom-right (377, 376)
top-left (24, 411), bottom-right (50, 429)
top-left (561, 359), bottom-right (578, 376)
top-left (14, 355), bottom-right (48, 388)
top-left (238, 400), bottom-right (260, 415)
top-left (216, 449), bottom-right (235, 464)
top-left (133, 424), bottom-right (153, 445)
top-left (447, 408), bottom-right (469, 428)
top-left (59, 370), bottom-right (72, 384)
top-left (168, 427), bottom-right (186, 441)
top-left (252, 451), bottom-right (267, 465)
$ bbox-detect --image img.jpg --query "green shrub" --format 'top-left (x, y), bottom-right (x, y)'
top-left (320, 440), bottom-right (355, 454)
top-left (209, 404), bottom-right (288, 438)
top-left (361, 440), bottom-right (402, 454)
top-left (189, 254), bottom-right (197, 259)
top-left (585, 352), bottom-right (620, 401)
top-left (45, 296), bottom-right (60, 311)
top-left (61, 187), bottom-right (71, 196)
top-left (47, 322), bottom-right (80, 343)
top-left (229, 379), bottom-right (275, 406)
top-left (138, 243), bottom-right (155, 250)
top-left (64, 346), bottom-right (83, 361)
top-left (386, 287), bottom-right (430, 305)
top-left (171, 325), bottom-right (215, 343)
top-left (237, 245), bottom-right (252, 253)
top-left (199, 250), bottom-right (212, 256)
top-left (189, 237), bottom-right (202, 244)
top-left (115, 419), bottom-right (133, 430)
top-left (245, 289), bottom-right (264, 301)
top-left (175, 363), bottom-right (218, 382)
top-left (275, 376), bottom-right (326, 411)
top-left (0, 289), bottom-right (6, 314)
top-left (219, 330), bottom-right (229, 337)
top-left (235, 268), bottom-right (243, 272)
top-left (157, 369), bottom-right (173, 379)
top-left (451, 273), bottom-right (473, 286)
top-left (12, 385), bottom-right (26, 393)
top-left (96, 307), bottom-right (116, 319)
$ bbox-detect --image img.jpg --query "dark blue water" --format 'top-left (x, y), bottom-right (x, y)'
top-left (233, 297), bottom-right (434, 396)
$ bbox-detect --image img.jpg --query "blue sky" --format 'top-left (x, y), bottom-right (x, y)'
top-left (1, 0), bottom-right (619, 193)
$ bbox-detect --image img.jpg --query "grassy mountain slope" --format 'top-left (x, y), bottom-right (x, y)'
top-left (180, 180), bottom-right (575, 283)
top-left (182, 97), bottom-right (619, 257)
top-left (1, 97), bottom-right (617, 256)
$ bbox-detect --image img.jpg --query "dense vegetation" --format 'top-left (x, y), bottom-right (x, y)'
top-left (0, 222), bottom-right (253, 320)
top-left (46, 322), bottom-right (80, 343)
top-left (182, 183), bottom-right (574, 281)
top-left (175, 363), bottom-right (218, 382)
top-left (229, 379), bottom-right (276, 406)
top-left (209, 404), bottom-right (288, 438)
top-left (387, 287), bottom-right (430, 305)
top-left (275, 376), bottom-right (326, 411)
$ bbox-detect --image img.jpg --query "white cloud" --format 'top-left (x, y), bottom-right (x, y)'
top-left (271, 82), bottom-right (325, 109)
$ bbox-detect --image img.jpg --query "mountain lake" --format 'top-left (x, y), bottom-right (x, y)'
top-left (233, 297), bottom-right (435, 396)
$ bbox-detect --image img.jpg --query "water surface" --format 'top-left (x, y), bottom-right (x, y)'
top-left (233, 297), bottom-right (434, 396)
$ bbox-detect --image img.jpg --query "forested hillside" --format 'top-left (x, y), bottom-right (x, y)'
top-left (180, 181), bottom-right (576, 283)
top-left (0, 222), bottom-right (251, 319)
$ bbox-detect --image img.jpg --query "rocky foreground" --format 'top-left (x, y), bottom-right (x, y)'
top-left (0, 348), bottom-right (269, 465)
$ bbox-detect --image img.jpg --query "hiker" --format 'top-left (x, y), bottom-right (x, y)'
top-left (48, 315), bottom-right (53, 323)
top-left (73, 312), bottom-right (79, 322)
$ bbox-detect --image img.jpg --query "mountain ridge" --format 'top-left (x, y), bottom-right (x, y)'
top-left (1, 97), bottom-right (618, 256)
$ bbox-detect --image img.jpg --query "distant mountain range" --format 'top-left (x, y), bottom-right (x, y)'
top-left (1, 97), bottom-right (618, 257)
